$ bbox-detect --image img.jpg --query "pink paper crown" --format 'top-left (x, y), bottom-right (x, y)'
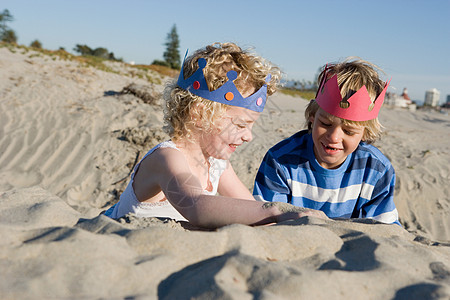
top-left (315, 67), bottom-right (390, 121)
top-left (177, 51), bottom-right (271, 113)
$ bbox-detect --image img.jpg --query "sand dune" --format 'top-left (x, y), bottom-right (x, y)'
top-left (0, 45), bottom-right (449, 299)
top-left (0, 46), bottom-right (167, 216)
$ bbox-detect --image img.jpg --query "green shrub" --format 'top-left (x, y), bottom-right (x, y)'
top-left (30, 39), bottom-right (42, 49)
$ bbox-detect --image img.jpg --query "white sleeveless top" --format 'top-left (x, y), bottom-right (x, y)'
top-left (104, 141), bottom-right (227, 221)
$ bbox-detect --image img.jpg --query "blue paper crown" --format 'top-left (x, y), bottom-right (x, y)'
top-left (177, 53), bottom-right (271, 113)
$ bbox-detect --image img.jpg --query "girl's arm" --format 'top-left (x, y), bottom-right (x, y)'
top-left (146, 148), bottom-right (327, 228)
top-left (217, 161), bottom-right (255, 200)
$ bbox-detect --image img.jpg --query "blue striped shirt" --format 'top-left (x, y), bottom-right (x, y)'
top-left (253, 130), bottom-right (400, 225)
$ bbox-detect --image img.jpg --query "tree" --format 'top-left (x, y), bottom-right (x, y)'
top-left (0, 9), bottom-right (17, 43)
top-left (73, 44), bottom-right (122, 61)
top-left (30, 39), bottom-right (42, 49)
top-left (0, 9), bottom-right (13, 32)
top-left (73, 44), bottom-right (93, 56)
top-left (2, 29), bottom-right (17, 43)
top-left (162, 24), bottom-right (181, 69)
top-left (92, 47), bottom-right (109, 59)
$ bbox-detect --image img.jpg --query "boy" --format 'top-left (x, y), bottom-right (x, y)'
top-left (253, 58), bottom-right (400, 225)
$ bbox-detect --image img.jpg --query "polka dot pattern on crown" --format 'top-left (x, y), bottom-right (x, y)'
top-left (225, 92), bottom-right (234, 101)
top-left (177, 53), bottom-right (271, 113)
top-left (193, 81), bottom-right (200, 90)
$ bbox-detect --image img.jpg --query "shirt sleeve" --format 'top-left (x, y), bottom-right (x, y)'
top-left (253, 150), bottom-right (291, 203)
top-left (360, 165), bottom-right (400, 225)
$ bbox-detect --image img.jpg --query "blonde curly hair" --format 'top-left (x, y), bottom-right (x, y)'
top-left (163, 42), bottom-right (281, 142)
top-left (305, 58), bottom-right (386, 143)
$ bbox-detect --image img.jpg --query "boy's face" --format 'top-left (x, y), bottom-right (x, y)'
top-left (201, 106), bottom-right (260, 160)
top-left (310, 108), bottom-right (364, 169)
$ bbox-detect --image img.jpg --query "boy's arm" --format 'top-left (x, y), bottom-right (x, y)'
top-left (253, 150), bottom-right (291, 203)
top-left (360, 165), bottom-right (400, 225)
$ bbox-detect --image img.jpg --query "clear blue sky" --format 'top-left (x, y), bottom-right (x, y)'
top-left (2, 0), bottom-right (450, 104)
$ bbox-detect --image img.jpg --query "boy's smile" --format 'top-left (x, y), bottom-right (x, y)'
top-left (310, 108), bottom-right (364, 169)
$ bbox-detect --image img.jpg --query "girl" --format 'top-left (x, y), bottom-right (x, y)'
top-left (104, 43), bottom-right (327, 228)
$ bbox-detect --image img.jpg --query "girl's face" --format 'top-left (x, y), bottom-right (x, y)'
top-left (310, 108), bottom-right (364, 169)
top-left (201, 106), bottom-right (260, 160)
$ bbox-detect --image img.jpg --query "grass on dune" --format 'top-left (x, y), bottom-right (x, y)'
top-left (279, 88), bottom-right (316, 100)
top-left (1, 42), bottom-right (317, 94)
top-left (0, 42), bottom-right (176, 84)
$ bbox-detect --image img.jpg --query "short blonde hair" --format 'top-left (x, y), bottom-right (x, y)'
top-left (163, 42), bottom-right (281, 142)
top-left (305, 58), bottom-right (385, 143)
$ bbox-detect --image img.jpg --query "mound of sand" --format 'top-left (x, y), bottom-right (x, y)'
top-left (1, 46), bottom-right (449, 299)
top-left (1, 187), bottom-right (449, 299)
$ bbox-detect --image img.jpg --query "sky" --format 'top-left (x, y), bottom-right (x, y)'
top-left (2, 0), bottom-right (450, 104)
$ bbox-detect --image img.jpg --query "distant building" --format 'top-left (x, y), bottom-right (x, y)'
top-left (401, 87), bottom-right (411, 102)
top-left (445, 95), bottom-right (450, 108)
top-left (385, 87), bottom-right (412, 108)
top-left (424, 88), bottom-right (440, 107)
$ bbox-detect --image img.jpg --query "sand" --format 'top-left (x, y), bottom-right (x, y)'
top-left (0, 45), bottom-right (449, 299)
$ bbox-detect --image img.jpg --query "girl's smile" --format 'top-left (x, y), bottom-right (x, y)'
top-left (202, 106), bottom-right (260, 160)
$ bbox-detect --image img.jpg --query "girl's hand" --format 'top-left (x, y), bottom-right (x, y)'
top-left (262, 202), bottom-right (329, 222)
top-left (278, 209), bottom-right (329, 223)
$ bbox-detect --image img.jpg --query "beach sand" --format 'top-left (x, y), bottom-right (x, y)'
top-left (1, 46), bottom-right (449, 299)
